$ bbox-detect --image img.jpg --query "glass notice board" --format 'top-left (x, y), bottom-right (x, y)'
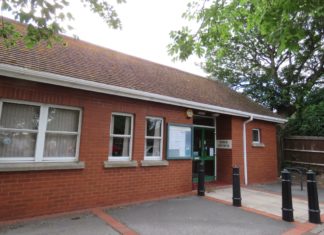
top-left (167, 124), bottom-right (192, 159)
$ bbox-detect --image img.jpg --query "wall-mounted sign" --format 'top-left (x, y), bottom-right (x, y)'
top-left (217, 139), bottom-right (232, 149)
top-left (167, 124), bottom-right (192, 159)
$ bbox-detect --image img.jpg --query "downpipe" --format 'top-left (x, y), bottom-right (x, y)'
top-left (243, 116), bottom-right (253, 185)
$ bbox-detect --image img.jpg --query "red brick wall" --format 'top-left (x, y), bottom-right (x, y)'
top-left (246, 120), bottom-right (278, 184)
top-left (231, 117), bottom-right (245, 183)
top-left (231, 117), bottom-right (278, 184)
top-left (216, 115), bottom-right (232, 183)
top-left (0, 76), bottom-right (279, 221)
top-left (0, 77), bottom-right (192, 221)
top-left (216, 116), bottom-right (278, 184)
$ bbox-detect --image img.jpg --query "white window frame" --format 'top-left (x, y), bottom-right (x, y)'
top-left (0, 99), bottom-right (82, 163)
top-left (144, 116), bottom-right (163, 160)
top-left (109, 112), bottom-right (134, 161)
top-left (252, 128), bottom-right (261, 144)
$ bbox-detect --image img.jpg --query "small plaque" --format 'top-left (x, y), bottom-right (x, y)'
top-left (217, 139), bottom-right (232, 149)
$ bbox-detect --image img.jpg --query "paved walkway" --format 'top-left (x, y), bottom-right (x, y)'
top-left (206, 187), bottom-right (324, 223)
top-left (249, 183), bottom-right (324, 203)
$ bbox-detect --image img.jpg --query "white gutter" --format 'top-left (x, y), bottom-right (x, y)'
top-left (0, 64), bottom-right (287, 124)
top-left (243, 116), bottom-right (254, 185)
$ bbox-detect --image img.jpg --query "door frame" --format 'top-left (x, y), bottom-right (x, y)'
top-left (192, 119), bottom-right (217, 182)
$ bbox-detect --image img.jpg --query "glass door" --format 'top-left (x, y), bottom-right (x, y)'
top-left (193, 128), bottom-right (203, 161)
top-left (192, 127), bottom-right (215, 182)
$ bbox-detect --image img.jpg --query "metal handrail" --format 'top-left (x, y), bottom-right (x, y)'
top-left (285, 167), bottom-right (308, 191)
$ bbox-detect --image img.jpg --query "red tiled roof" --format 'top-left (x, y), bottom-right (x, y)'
top-left (0, 19), bottom-right (280, 119)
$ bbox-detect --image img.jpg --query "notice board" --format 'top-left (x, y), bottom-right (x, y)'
top-left (167, 124), bottom-right (192, 159)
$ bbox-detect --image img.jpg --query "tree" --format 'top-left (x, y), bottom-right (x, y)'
top-left (168, 0), bottom-right (324, 117)
top-left (0, 0), bottom-right (125, 48)
top-left (284, 88), bottom-right (324, 136)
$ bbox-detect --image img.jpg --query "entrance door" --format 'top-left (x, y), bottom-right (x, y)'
top-left (192, 127), bottom-right (215, 182)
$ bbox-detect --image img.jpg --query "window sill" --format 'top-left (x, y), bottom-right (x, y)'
top-left (0, 161), bottom-right (85, 172)
top-left (104, 160), bottom-right (138, 168)
top-left (141, 160), bottom-right (169, 167)
top-left (252, 142), bottom-right (265, 148)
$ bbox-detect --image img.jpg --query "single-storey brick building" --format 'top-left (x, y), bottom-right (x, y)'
top-left (0, 21), bottom-right (285, 221)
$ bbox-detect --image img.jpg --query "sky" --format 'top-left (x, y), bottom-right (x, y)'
top-left (65, 0), bottom-right (206, 76)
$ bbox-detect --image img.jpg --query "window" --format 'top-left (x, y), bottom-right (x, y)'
top-left (44, 108), bottom-right (80, 159)
top-left (0, 100), bottom-right (82, 162)
top-left (109, 113), bottom-right (133, 161)
top-left (252, 129), bottom-right (261, 143)
top-left (145, 117), bottom-right (163, 160)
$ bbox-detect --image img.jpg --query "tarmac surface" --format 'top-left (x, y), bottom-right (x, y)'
top-left (0, 195), bottom-right (295, 235)
top-left (107, 196), bottom-right (293, 235)
top-left (3, 181), bottom-right (324, 235)
top-left (0, 212), bottom-right (119, 235)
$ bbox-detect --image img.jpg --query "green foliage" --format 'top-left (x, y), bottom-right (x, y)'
top-left (285, 104), bottom-right (324, 137)
top-left (246, 0), bottom-right (324, 52)
top-left (168, 0), bottom-right (324, 117)
top-left (0, 19), bottom-right (21, 47)
top-left (304, 87), bottom-right (324, 106)
top-left (0, 0), bottom-right (125, 48)
top-left (284, 88), bottom-right (324, 137)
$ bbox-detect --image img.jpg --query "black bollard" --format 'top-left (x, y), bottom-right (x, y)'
top-left (282, 169), bottom-right (294, 222)
top-left (232, 166), bottom-right (241, 207)
top-left (307, 170), bottom-right (321, 224)
top-left (197, 160), bottom-right (205, 196)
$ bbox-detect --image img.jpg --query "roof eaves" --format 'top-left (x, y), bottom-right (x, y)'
top-left (0, 63), bottom-right (287, 124)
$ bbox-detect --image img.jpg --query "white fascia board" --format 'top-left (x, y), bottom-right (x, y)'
top-left (0, 63), bottom-right (287, 124)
